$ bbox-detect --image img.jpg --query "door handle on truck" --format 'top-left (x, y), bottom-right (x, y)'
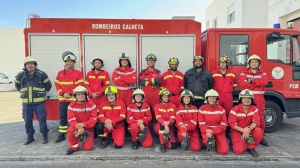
top-left (266, 81), bottom-right (273, 88)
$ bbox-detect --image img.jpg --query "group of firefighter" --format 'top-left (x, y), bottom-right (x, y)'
top-left (15, 50), bottom-right (269, 158)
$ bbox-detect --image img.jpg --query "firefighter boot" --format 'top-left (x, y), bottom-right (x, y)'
top-left (181, 136), bottom-right (190, 150)
top-left (247, 148), bottom-right (259, 157)
top-left (54, 133), bottom-right (66, 143)
top-left (42, 133), bottom-right (48, 144)
top-left (99, 137), bottom-right (110, 149)
top-left (66, 148), bottom-right (76, 155)
top-left (132, 141), bottom-right (139, 150)
top-left (160, 144), bottom-right (167, 153)
top-left (24, 135), bottom-right (35, 145)
top-left (260, 138), bottom-right (269, 146)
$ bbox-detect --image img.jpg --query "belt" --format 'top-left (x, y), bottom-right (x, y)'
top-left (115, 86), bottom-right (132, 90)
top-left (194, 96), bottom-right (204, 100)
top-left (252, 91), bottom-right (265, 94)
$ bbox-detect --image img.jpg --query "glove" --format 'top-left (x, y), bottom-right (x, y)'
top-left (245, 135), bottom-right (255, 144)
top-left (79, 131), bottom-right (90, 142)
top-left (138, 127), bottom-right (147, 142)
top-left (74, 127), bottom-right (85, 137)
top-left (206, 137), bottom-right (216, 151)
top-left (247, 77), bottom-right (253, 84)
top-left (181, 136), bottom-right (190, 150)
top-left (163, 132), bottom-right (171, 142)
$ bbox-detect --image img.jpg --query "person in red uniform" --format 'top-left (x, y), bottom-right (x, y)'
top-left (112, 53), bottom-right (136, 106)
top-left (154, 88), bottom-right (177, 152)
top-left (54, 51), bottom-right (84, 143)
top-left (65, 86), bottom-right (97, 155)
top-left (126, 89), bottom-right (153, 150)
top-left (176, 90), bottom-right (200, 151)
top-left (85, 58), bottom-right (110, 107)
top-left (228, 89), bottom-right (263, 157)
top-left (161, 57), bottom-right (184, 107)
top-left (198, 89), bottom-right (229, 155)
top-left (139, 53), bottom-right (162, 122)
top-left (96, 86), bottom-right (126, 149)
top-left (239, 54), bottom-right (269, 146)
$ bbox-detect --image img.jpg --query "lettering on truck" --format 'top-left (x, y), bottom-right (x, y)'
top-left (92, 23), bottom-right (144, 30)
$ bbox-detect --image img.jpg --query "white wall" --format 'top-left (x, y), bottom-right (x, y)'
top-left (242, 0), bottom-right (268, 28)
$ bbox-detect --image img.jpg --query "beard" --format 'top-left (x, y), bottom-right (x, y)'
top-left (170, 66), bottom-right (177, 71)
top-left (194, 64), bottom-right (203, 69)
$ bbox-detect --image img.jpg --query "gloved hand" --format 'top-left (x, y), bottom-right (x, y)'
top-left (163, 132), bottom-right (171, 142)
top-left (245, 135), bottom-right (255, 144)
top-left (138, 127), bottom-right (147, 142)
top-left (206, 137), bottom-right (216, 151)
top-left (181, 136), bottom-right (190, 150)
top-left (247, 77), bottom-right (253, 84)
top-left (79, 131), bottom-right (90, 142)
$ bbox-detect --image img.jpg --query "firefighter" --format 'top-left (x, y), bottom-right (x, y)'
top-left (139, 53), bottom-right (162, 122)
top-left (126, 89), bottom-right (153, 150)
top-left (228, 89), bottom-right (263, 157)
top-left (239, 54), bottom-right (269, 146)
top-left (153, 88), bottom-right (177, 152)
top-left (184, 55), bottom-right (213, 108)
top-left (15, 56), bottom-right (52, 145)
top-left (85, 57), bottom-right (110, 107)
top-left (96, 86), bottom-right (126, 149)
top-left (112, 53), bottom-right (136, 106)
top-left (198, 89), bottom-right (229, 155)
top-left (54, 51), bottom-right (84, 143)
top-left (161, 57), bottom-right (184, 107)
top-left (65, 86), bottom-right (97, 155)
top-left (176, 89), bottom-right (201, 151)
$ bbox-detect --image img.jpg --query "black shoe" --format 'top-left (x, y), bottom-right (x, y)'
top-left (260, 138), bottom-right (269, 146)
top-left (132, 142), bottom-right (138, 150)
top-left (24, 136), bottom-right (35, 145)
top-left (247, 148), bottom-right (259, 157)
top-left (66, 148), bottom-right (75, 155)
top-left (99, 138), bottom-right (110, 149)
top-left (42, 133), bottom-right (48, 144)
top-left (114, 144), bottom-right (122, 149)
top-left (160, 144), bottom-right (166, 153)
top-left (54, 134), bottom-right (66, 143)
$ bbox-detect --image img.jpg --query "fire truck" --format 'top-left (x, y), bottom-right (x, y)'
top-left (24, 17), bottom-right (300, 133)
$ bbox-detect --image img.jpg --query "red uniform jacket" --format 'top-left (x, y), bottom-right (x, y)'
top-left (98, 100), bottom-right (126, 127)
top-left (176, 104), bottom-right (198, 131)
top-left (239, 69), bottom-right (268, 92)
top-left (228, 104), bottom-right (260, 129)
top-left (161, 70), bottom-right (184, 95)
top-left (198, 104), bottom-right (227, 134)
top-left (85, 69), bottom-right (110, 96)
top-left (139, 68), bottom-right (161, 90)
top-left (211, 68), bottom-right (237, 93)
top-left (126, 102), bottom-right (152, 126)
top-left (67, 101), bottom-right (97, 129)
top-left (112, 66), bottom-right (136, 90)
top-left (154, 102), bottom-right (177, 125)
top-left (55, 69), bottom-right (84, 102)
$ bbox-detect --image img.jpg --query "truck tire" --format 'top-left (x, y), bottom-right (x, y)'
top-left (264, 100), bottom-right (283, 133)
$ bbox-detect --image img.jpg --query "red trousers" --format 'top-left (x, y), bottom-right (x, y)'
top-left (253, 94), bottom-right (266, 133)
top-left (177, 127), bottom-right (201, 151)
top-left (231, 127), bottom-right (263, 154)
top-left (67, 126), bottom-right (94, 151)
top-left (154, 123), bottom-right (176, 148)
top-left (218, 92), bottom-right (233, 115)
top-left (170, 95), bottom-right (181, 107)
top-left (117, 89), bottom-right (133, 106)
top-left (201, 131), bottom-right (229, 155)
top-left (144, 89), bottom-right (160, 123)
top-left (128, 123), bottom-right (153, 148)
top-left (101, 126), bottom-right (125, 147)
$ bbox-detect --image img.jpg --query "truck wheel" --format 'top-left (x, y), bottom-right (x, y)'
top-left (264, 100), bottom-right (283, 133)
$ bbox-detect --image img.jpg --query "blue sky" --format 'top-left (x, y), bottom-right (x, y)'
top-left (0, 0), bottom-right (212, 28)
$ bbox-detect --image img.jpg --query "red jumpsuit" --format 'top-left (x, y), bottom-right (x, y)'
top-left (198, 104), bottom-right (229, 155)
top-left (67, 100), bottom-right (97, 151)
top-left (154, 102), bottom-right (177, 149)
top-left (228, 104), bottom-right (263, 154)
top-left (239, 69), bottom-right (268, 133)
top-left (98, 100), bottom-right (126, 147)
top-left (161, 70), bottom-right (184, 107)
top-left (176, 104), bottom-right (200, 151)
top-left (126, 102), bottom-right (153, 148)
top-left (211, 68), bottom-right (237, 115)
top-left (85, 69), bottom-right (110, 107)
top-left (112, 66), bottom-right (136, 106)
top-left (139, 68), bottom-right (162, 122)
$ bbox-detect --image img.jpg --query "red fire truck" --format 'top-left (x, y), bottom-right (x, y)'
top-left (24, 17), bottom-right (300, 133)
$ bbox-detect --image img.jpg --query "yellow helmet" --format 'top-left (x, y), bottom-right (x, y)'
top-left (73, 86), bottom-right (88, 95)
top-left (145, 53), bottom-right (157, 61)
top-left (218, 54), bottom-right (231, 64)
top-left (247, 54), bottom-right (261, 65)
top-left (62, 51), bottom-right (76, 62)
top-left (239, 89), bottom-right (254, 100)
top-left (204, 89), bottom-right (219, 99)
top-left (193, 55), bottom-right (204, 62)
top-left (159, 87), bottom-right (170, 96)
top-left (105, 86), bottom-right (118, 96)
top-left (119, 53), bottom-right (130, 60)
top-left (24, 56), bottom-right (37, 65)
top-left (168, 57), bottom-right (179, 65)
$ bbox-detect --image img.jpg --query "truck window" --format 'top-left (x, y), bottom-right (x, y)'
top-left (220, 35), bottom-right (248, 65)
top-left (267, 34), bottom-right (291, 65)
top-left (293, 37), bottom-right (300, 66)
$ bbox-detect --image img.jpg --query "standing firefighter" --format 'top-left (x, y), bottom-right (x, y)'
top-left (184, 55), bottom-right (213, 108)
top-left (176, 90), bottom-right (201, 151)
top-left (154, 88), bottom-right (177, 152)
top-left (85, 58), bottom-right (110, 107)
top-left (15, 56), bottom-right (52, 145)
top-left (239, 54), bottom-right (269, 146)
top-left (54, 51), bottom-right (84, 143)
top-left (198, 89), bottom-right (229, 155)
top-left (139, 53), bottom-right (162, 122)
top-left (228, 89), bottom-right (263, 157)
top-left (161, 57), bottom-right (184, 107)
top-left (126, 89), bottom-right (153, 150)
top-left (112, 53), bottom-right (136, 106)
top-left (65, 86), bottom-right (97, 155)
top-left (96, 86), bottom-right (126, 149)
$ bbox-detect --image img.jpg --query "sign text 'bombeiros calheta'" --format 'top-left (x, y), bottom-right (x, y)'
top-left (92, 23), bottom-right (144, 30)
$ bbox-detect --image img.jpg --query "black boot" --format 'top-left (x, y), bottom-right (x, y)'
top-left (99, 138), bottom-right (110, 149)
top-left (66, 148), bottom-right (75, 155)
top-left (247, 148), bottom-right (259, 157)
top-left (24, 135), bottom-right (35, 145)
top-left (132, 142), bottom-right (138, 150)
top-left (260, 138), bottom-right (269, 146)
top-left (42, 133), bottom-right (48, 144)
top-left (54, 133), bottom-right (66, 143)
top-left (160, 144), bottom-right (166, 153)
